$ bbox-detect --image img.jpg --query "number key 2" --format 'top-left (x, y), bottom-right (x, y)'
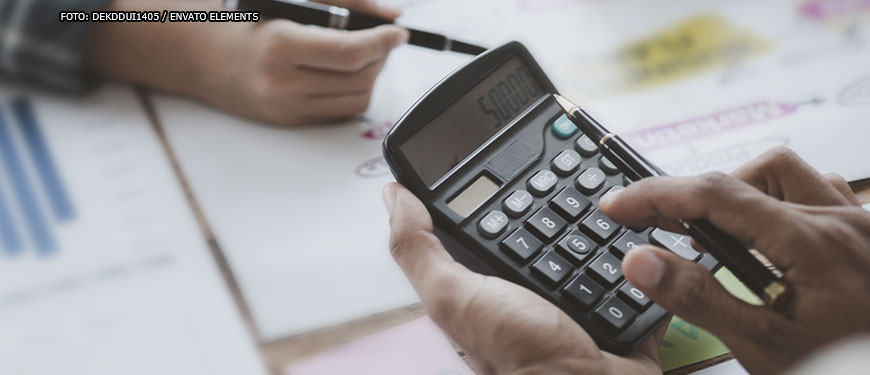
top-left (532, 251), bottom-right (574, 285)
top-left (587, 252), bottom-right (623, 285)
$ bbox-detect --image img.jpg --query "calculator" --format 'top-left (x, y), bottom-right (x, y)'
top-left (382, 41), bottom-right (719, 353)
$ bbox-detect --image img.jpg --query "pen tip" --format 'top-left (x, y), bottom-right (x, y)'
top-left (552, 94), bottom-right (578, 114)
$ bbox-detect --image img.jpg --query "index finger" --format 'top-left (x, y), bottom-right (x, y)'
top-left (600, 172), bottom-right (793, 247)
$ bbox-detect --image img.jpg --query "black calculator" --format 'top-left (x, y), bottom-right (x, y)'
top-left (383, 41), bottom-right (719, 353)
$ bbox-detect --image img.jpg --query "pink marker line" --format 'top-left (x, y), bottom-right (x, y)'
top-left (800, 0), bottom-right (870, 21)
top-left (625, 101), bottom-right (799, 151)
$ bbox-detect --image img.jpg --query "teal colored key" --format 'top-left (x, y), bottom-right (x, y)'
top-left (551, 114), bottom-right (577, 139)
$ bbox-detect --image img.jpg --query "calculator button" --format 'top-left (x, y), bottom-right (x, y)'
top-left (575, 135), bottom-right (598, 156)
top-left (594, 297), bottom-right (637, 331)
top-left (650, 229), bottom-right (701, 261)
top-left (580, 209), bottom-right (621, 243)
top-left (528, 170), bottom-right (558, 197)
top-left (526, 207), bottom-right (568, 241)
top-left (564, 274), bottom-right (605, 308)
top-left (575, 168), bottom-right (606, 194)
top-left (618, 282), bottom-right (652, 310)
top-left (549, 187), bottom-right (591, 221)
top-left (551, 114), bottom-right (578, 139)
top-left (556, 231), bottom-right (595, 263)
top-left (588, 252), bottom-right (623, 285)
top-left (599, 155), bottom-right (620, 175)
top-left (551, 150), bottom-right (582, 176)
top-left (532, 250), bottom-right (574, 285)
top-left (503, 190), bottom-right (534, 217)
top-left (478, 210), bottom-right (508, 239)
top-left (611, 232), bottom-right (645, 258)
top-left (501, 228), bottom-right (543, 261)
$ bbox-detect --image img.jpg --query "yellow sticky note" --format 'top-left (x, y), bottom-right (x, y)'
top-left (559, 14), bottom-right (770, 99)
top-left (658, 267), bottom-right (759, 372)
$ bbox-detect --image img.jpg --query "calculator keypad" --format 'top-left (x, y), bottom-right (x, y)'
top-left (462, 116), bottom-right (718, 347)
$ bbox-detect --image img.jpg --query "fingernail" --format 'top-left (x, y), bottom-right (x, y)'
top-left (598, 188), bottom-right (623, 207)
top-left (382, 183), bottom-right (398, 215)
top-left (630, 250), bottom-right (666, 289)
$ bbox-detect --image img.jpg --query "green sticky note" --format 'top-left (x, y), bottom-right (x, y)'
top-left (658, 267), bottom-right (760, 371)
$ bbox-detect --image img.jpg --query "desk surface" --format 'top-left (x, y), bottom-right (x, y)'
top-left (140, 90), bottom-right (870, 375)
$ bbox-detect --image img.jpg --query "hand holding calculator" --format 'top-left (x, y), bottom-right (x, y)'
top-left (383, 42), bottom-right (719, 352)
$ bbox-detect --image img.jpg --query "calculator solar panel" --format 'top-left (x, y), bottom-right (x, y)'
top-left (383, 41), bottom-right (719, 353)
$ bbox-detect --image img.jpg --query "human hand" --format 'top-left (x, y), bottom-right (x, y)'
top-left (600, 148), bottom-right (870, 374)
top-left (86, 0), bottom-right (407, 126)
top-left (382, 183), bottom-right (665, 375)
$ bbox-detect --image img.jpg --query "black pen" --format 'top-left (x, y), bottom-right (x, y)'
top-left (553, 94), bottom-right (791, 308)
top-left (227, 0), bottom-right (488, 55)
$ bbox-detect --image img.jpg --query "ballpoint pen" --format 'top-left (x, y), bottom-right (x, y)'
top-left (227, 0), bottom-right (488, 55)
top-left (554, 94), bottom-right (792, 308)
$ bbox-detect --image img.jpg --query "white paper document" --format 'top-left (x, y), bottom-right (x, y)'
top-left (0, 85), bottom-right (266, 375)
top-left (152, 0), bottom-right (870, 342)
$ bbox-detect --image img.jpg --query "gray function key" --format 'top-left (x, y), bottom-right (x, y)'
top-left (528, 170), bottom-right (558, 197)
top-left (478, 210), bottom-right (509, 239)
top-left (575, 168), bottom-right (606, 194)
top-left (599, 155), bottom-right (620, 175)
top-left (650, 228), bottom-right (701, 261)
top-left (503, 190), bottom-right (534, 217)
top-left (575, 135), bottom-right (598, 156)
top-left (551, 150), bottom-right (582, 176)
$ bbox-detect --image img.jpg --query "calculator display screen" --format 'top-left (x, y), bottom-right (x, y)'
top-left (400, 56), bottom-right (545, 186)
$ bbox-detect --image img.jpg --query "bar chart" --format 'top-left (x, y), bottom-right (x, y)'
top-left (0, 98), bottom-right (75, 257)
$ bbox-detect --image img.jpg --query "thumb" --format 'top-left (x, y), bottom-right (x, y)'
top-left (382, 183), bottom-right (459, 289)
top-left (622, 246), bottom-right (769, 341)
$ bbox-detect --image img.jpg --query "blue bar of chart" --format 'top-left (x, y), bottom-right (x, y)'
top-left (0, 98), bottom-right (76, 257)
